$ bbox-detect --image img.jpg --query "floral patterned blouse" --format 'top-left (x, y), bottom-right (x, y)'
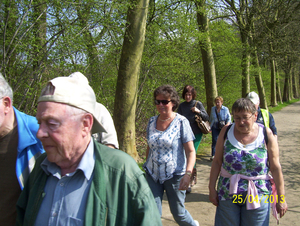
top-left (217, 123), bottom-right (272, 201)
top-left (143, 113), bottom-right (195, 184)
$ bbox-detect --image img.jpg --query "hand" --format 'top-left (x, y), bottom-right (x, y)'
top-left (276, 201), bottom-right (288, 218)
top-left (179, 174), bottom-right (190, 190)
top-left (191, 107), bottom-right (200, 114)
top-left (209, 189), bottom-right (219, 206)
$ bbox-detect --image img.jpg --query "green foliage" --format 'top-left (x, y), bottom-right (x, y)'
top-left (209, 20), bottom-right (243, 106)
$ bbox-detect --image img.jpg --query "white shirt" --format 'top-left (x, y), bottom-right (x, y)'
top-left (92, 102), bottom-right (119, 149)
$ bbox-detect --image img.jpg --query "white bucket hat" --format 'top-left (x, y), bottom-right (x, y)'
top-left (38, 72), bottom-right (106, 134)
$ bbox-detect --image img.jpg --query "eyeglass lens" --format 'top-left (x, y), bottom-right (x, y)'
top-left (233, 114), bottom-right (253, 121)
top-left (155, 100), bottom-right (171, 105)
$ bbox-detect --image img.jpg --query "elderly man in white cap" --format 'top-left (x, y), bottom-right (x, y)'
top-left (16, 73), bottom-right (162, 226)
top-left (246, 91), bottom-right (277, 139)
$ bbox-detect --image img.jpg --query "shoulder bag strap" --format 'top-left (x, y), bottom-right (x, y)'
top-left (215, 107), bottom-right (221, 122)
top-left (194, 101), bottom-right (202, 120)
top-left (223, 124), bottom-right (233, 140)
top-left (194, 101), bottom-right (199, 115)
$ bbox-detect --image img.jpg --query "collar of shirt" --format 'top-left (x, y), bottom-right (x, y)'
top-left (41, 139), bottom-right (95, 180)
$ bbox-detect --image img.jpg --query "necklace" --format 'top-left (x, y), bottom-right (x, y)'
top-left (158, 113), bottom-right (174, 122)
top-left (240, 140), bottom-right (247, 148)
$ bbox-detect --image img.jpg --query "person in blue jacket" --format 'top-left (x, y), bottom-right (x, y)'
top-left (209, 96), bottom-right (231, 161)
top-left (0, 73), bottom-right (44, 226)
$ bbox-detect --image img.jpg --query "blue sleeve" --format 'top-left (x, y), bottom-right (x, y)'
top-left (180, 117), bottom-right (195, 143)
top-left (225, 107), bottom-right (231, 123)
top-left (209, 107), bottom-right (214, 124)
top-left (269, 112), bottom-right (277, 135)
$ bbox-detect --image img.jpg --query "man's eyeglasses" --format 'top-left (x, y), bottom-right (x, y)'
top-left (233, 114), bottom-right (254, 122)
top-left (155, 100), bottom-right (171, 105)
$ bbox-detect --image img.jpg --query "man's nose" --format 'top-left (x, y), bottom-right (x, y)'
top-left (37, 123), bottom-right (48, 139)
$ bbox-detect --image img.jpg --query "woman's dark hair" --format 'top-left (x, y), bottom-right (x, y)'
top-left (232, 98), bottom-right (257, 115)
top-left (182, 85), bottom-right (196, 100)
top-left (154, 85), bottom-right (180, 111)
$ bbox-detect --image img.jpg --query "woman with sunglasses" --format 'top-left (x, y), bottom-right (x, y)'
top-left (143, 85), bottom-right (199, 226)
top-left (177, 85), bottom-right (209, 193)
top-left (209, 98), bottom-right (287, 226)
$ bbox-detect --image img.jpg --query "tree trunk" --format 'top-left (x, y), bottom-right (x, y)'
top-left (275, 61), bottom-right (283, 104)
top-left (240, 31), bottom-right (251, 97)
top-left (269, 43), bottom-right (277, 106)
top-left (113, 0), bottom-right (149, 160)
top-left (195, 0), bottom-right (218, 116)
top-left (223, 0), bottom-right (253, 98)
top-left (292, 67), bottom-right (299, 98)
top-left (2, 1), bottom-right (18, 79)
top-left (252, 51), bottom-right (267, 109)
top-left (289, 64), bottom-right (294, 99)
top-left (270, 58), bottom-right (277, 106)
top-left (282, 59), bottom-right (292, 102)
top-left (24, 0), bottom-right (47, 113)
top-left (32, 0), bottom-right (47, 75)
top-left (250, 29), bottom-right (267, 109)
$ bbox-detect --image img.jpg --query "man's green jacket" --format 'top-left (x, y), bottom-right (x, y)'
top-left (16, 140), bottom-right (162, 226)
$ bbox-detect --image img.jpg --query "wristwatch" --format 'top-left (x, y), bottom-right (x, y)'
top-left (185, 171), bottom-right (192, 177)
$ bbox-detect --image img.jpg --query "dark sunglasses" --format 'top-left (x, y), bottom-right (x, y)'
top-left (155, 100), bottom-right (171, 105)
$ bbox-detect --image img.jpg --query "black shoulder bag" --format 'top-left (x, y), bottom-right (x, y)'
top-left (215, 107), bottom-right (226, 130)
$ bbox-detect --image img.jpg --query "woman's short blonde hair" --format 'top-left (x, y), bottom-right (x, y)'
top-left (215, 96), bottom-right (223, 103)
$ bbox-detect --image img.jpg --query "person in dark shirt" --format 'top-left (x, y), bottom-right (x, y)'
top-left (177, 85), bottom-right (209, 193)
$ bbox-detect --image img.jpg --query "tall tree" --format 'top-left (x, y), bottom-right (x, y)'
top-left (254, 0), bottom-right (300, 105)
top-left (249, 27), bottom-right (268, 109)
top-left (24, 0), bottom-right (47, 112)
top-left (195, 0), bottom-right (218, 115)
top-left (223, 0), bottom-right (254, 97)
top-left (282, 56), bottom-right (292, 101)
top-left (269, 47), bottom-right (277, 106)
top-left (2, 0), bottom-right (18, 79)
top-left (114, 0), bottom-right (149, 160)
top-left (275, 62), bottom-right (283, 104)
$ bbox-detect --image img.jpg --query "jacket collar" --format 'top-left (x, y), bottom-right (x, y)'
top-left (14, 107), bottom-right (38, 153)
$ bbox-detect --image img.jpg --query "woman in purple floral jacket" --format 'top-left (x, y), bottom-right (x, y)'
top-left (208, 98), bottom-right (288, 226)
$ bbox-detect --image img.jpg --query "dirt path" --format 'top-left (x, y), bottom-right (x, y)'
top-left (161, 101), bottom-right (300, 225)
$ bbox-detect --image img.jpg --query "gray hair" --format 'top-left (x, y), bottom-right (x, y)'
top-left (0, 73), bottom-right (13, 102)
top-left (232, 98), bottom-right (257, 115)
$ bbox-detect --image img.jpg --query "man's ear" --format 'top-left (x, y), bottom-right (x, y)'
top-left (2, 96), bottom-right (12, 114)
top-left (82, 113), bottom-right (93, 136)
